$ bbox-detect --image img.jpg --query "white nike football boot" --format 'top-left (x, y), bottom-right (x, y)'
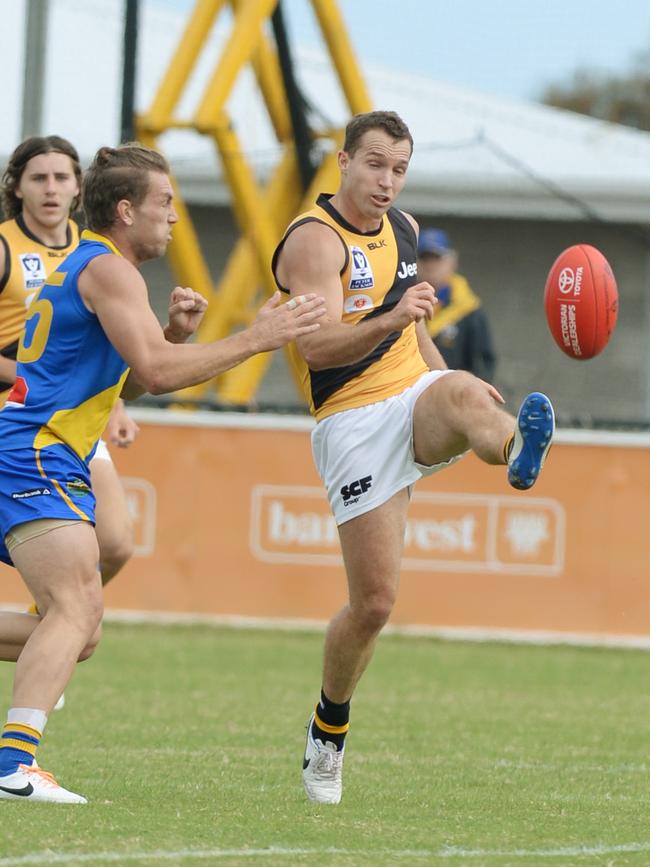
top-left (0, 764), bottom-right (87, 803)
top-left (302, 713), bottom-right (344, 804)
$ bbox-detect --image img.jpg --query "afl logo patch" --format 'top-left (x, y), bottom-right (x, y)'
top-left (344, 294), bottom-right (374, 313)
top-left (349, 246), bottom-right (374, 290)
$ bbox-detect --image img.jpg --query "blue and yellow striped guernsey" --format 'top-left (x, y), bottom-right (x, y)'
top-left (0, 230), bottom-right (129, 464)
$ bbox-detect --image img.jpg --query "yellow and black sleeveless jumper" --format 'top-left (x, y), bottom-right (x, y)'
top-left (272, 193), bottom-right (429, 421)
top-left (0, 215), bottom-right (79, 396)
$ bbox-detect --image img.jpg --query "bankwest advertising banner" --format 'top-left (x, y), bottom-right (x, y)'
top-left (1, 411), bottom-right (649, 637)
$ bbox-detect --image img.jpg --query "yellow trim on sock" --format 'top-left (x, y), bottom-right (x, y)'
top-left (314, 709), bottom-right (350, 735)
top-left (26, 602), bottom-right (39, 616)
top-left (0, 738), bottom-right (37, 756)
top-left (3, 723), bottom-right (41, 739)
top-left (503, 433), bottom-right (514, 464)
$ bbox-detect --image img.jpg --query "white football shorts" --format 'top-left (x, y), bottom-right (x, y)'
top-left (91, 439), bottom-right (113, 463)
top-left (312, 369), bottom-right (464, 525)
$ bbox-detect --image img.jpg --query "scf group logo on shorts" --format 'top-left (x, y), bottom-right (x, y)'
top-left (558, 266), bottom-right (583, 296)
top-left (250, 486), bottom-right (566, 575)
top-left (340, 475), bottom-right (372, 506)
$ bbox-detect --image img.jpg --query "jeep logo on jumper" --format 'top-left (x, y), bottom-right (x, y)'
top-left (341, 475), bottom-right (373, 503)
top-left (349, 246), bottom-right (374, 290)
top-left (397, 260), bottom-right (417, 279)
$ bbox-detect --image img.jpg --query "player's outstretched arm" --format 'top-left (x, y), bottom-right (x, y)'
top-left (122, 285), bottom-right (209, 398)
top-left (79, 255), bottom-right (325, 395)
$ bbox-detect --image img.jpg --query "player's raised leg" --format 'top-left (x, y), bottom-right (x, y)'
top-left (412, 371), bottom-right (554, 490)
top-left (412, 370), bottom-right (513, 466)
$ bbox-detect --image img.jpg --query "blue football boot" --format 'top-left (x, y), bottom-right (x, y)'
top-left (507, 392), bottom-right (555, 491)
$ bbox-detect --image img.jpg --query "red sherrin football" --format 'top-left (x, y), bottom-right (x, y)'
top-left (544, 244), bottom-right (618, 360)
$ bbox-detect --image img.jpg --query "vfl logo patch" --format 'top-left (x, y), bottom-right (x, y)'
top-left (11, 487), bottom-right (51, 500)
top-left (340, 475), bottom-right (373, 506)
top-left (19, 253), bottom-right (46, 292)
top-left (348, 246), bottom-right (374, 290)
top-left (343, 294), bottom-right (374, 314)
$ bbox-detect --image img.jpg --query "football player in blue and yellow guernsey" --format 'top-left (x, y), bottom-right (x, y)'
top-left (0, 142), bottom-right (326, 803)
top-left (0, 136), bottom-right (138, 593)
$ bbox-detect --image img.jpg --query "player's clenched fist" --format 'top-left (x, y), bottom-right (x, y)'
top-left (390, 281), bottom-right (438, 328)
top-left (166, 286), bottom-right (208, 341)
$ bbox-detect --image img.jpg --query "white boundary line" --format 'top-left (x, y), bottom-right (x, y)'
top-left (128, 407), bottom-right (650, 448)
top-left (100, 608), bottom-right (650, 651)
top-left (3, 604), bottom-right (650, 650)
top-left (3, 842), bottom-right (650, 864)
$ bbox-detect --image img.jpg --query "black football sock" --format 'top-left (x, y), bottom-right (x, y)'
top-left (311, 689), bottom-right (350, 751)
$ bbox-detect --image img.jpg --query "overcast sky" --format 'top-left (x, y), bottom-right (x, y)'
top-left (3, 0), bottom-right (650, 156)
top-left (157, 0), bottom-right (650, 102)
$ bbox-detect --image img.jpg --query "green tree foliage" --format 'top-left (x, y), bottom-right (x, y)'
top-left (541, 53), bottom-right (650, 130)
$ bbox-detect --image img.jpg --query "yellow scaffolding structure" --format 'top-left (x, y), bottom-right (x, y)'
top-left (136, 0), bottom-right (372, 406)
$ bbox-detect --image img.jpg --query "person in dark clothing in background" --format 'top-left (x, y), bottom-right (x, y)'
top-left (417, 228), bottom-right (497, 381)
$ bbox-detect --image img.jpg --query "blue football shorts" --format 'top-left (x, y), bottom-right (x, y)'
top-left (0, 444), bottom-right (96, 565)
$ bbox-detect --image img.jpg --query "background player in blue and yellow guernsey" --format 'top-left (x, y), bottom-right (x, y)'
top-left (0, 143), bottom-right (326, 804)
top-left (272, 110), bottom-right (555, 805)
top-left (0, 136), bottom-right (138, 594)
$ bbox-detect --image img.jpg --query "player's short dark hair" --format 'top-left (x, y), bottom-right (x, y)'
top-left (1, 135), bottom-right (82, 219)
top-left (343, 111), bottom-right (414, 156)
top-left (83, 143), bottom-right (170, 232)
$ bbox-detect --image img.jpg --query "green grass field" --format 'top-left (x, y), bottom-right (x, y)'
top-left (1, 622), bottom-right (650, 866)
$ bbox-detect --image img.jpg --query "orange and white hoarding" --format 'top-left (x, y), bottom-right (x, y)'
top-left (1, 410), bottom-right (648, 639)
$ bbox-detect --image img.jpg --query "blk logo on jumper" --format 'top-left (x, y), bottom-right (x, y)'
top-left (341, 475), bottom-right (373, 506)
top-left (349, 246), bottom-right (374, 290)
